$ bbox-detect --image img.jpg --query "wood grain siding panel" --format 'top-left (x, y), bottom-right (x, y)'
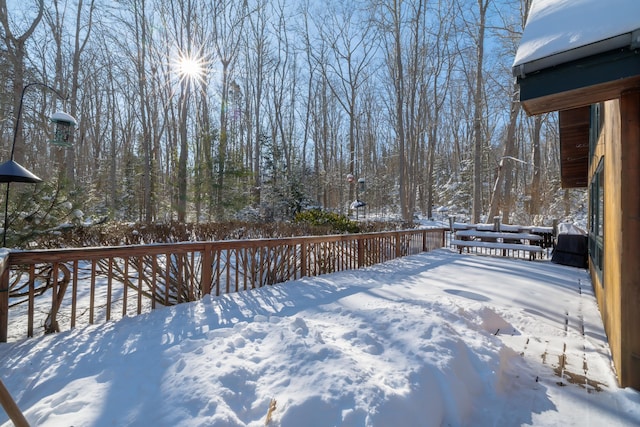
top-left (597, 99), bottom-right (623, 389)
top-left (559, 107), bottom-right (590, 188)
top-left (620, 89), bottom-right (640, 389)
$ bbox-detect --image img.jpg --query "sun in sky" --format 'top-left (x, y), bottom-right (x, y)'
top-left (172, 46), bottom-right (210, 87)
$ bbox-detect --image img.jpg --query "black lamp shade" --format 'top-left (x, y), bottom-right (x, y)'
top-left (0, 160), bottom-right (42, 183)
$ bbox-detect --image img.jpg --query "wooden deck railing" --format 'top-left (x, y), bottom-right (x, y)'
top-left (0, 228), bottom-right (445, 342)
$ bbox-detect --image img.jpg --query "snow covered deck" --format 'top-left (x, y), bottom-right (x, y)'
top-left (0, 250), bottom-right (637, 426)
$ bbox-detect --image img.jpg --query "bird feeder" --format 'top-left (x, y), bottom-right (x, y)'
top-left (50, 111), bottom-right (78, 147)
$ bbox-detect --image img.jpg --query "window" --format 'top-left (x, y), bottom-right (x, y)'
top-left (589, 103), bottom-right (604, 165)
top-left (589, 159), bottom-right (604, 284)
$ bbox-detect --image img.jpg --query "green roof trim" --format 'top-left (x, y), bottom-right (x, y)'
top-left (518, 47), bottom-right (640, 102)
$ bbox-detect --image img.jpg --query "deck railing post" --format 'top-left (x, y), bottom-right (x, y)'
top-left (0, 252), bottom-right (9, 342)
top-left (202, 246), bottom-right (213, 295)
top-left (422, 230), bottom-right (427, 252)
top-left (300, 242), bottom-right (307, 277)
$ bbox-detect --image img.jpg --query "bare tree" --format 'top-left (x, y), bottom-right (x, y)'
top-left (244, 0), bottom-right (271, 208)
top-left (299, 0), bottom-right (321, 205)
top-left (42, 0), bottom-right (97, 186)
top-left (471, 0), bottom-right (490, 223)
top-left (0, 0), bottom-right (44, 163)
top-left (64, 0), bottom-right (96, 185)
top-left (209, 0), bottom-right (248, 217)
top-left (0, 0), bottom-right (571, 230)
top-left (488, 0), bottom-right (532, 223)
top-left (267, 0), bottom-right (295, 184)
top-left (131, 0), bottom-right (155, 222)
top-left (376, 0), bottom-right (446, 222)
top-left (375, 0), bottom-right (410, 220)
top-left (312, 2), bottom-right (378, 207)
top-left (163, 0), bottom-right (204, 222)
top-left (488, 84), bottom-right (521, 221)
top-left (423, 1), bottom-right (455, 219)
top-left (529, 114), bottom-right (542, 215)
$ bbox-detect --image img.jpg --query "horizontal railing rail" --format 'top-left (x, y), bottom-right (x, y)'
top-left (0, 228), bottom-right (445, 342)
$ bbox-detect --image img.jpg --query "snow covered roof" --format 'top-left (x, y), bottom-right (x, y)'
top-left (513, 0), bottom-right (640, 75)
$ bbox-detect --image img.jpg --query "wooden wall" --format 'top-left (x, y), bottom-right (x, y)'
top-left (590, 93), bottom-right (640, 389)
top-left (589, 98), bottom-right (621, 383)
top-left (620, 89), bottom-right (640, 389)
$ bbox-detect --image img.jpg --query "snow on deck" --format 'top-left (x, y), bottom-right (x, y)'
top-left (0, 250), bottom-right (638, 426)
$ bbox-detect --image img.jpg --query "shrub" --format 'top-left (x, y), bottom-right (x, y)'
top-left (21, 217), bottom-right (408, 249)
top-left (293, 209), bottom-right (360, 234)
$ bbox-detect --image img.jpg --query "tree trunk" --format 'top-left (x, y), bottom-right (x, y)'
top-left (132, 0), bottom-right (153, 223)
top-left (488, 84), bottom-right (521, 221)
top-left (389, 0), bottom-right (409, 221)
top-left (177, 79), bottom-right (190, 222)
top-left (250, 9), bottom-right (265, 208)
top-left (529, 115), bottom-right (542, 216)
top-left (472, 0), bottom-right (489, 223)
top-left (216, 60), bottom-right (230, 215)
top-left (0, 0), bottom-right (44, 164)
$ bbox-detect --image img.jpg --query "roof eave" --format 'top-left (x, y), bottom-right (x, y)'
top-left (513, 29), bottom-right (640, 79)
top-left (516, 46), bottom-right (640, 115)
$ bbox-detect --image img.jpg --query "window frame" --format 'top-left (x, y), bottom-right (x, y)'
top-left (589, 102), bottom-right (604, 166)
top-left (589, 158), bottom-right (604, 284)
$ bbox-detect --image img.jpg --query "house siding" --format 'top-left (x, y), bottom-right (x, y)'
top-left (619, 89), bottom-right (640, 388)
top-left (513, 0), bottom-right (640, 391)
top-left (589, 94), bottom-right (640, 389)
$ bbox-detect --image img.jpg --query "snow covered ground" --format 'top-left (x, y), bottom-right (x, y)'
top-left (1, 249), bottom-right (639, 426)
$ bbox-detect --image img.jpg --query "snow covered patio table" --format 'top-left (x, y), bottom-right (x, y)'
top-left (0, 249), bottom-right (638, 426)
top-left (451, 229), bottom-right (545, 260)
